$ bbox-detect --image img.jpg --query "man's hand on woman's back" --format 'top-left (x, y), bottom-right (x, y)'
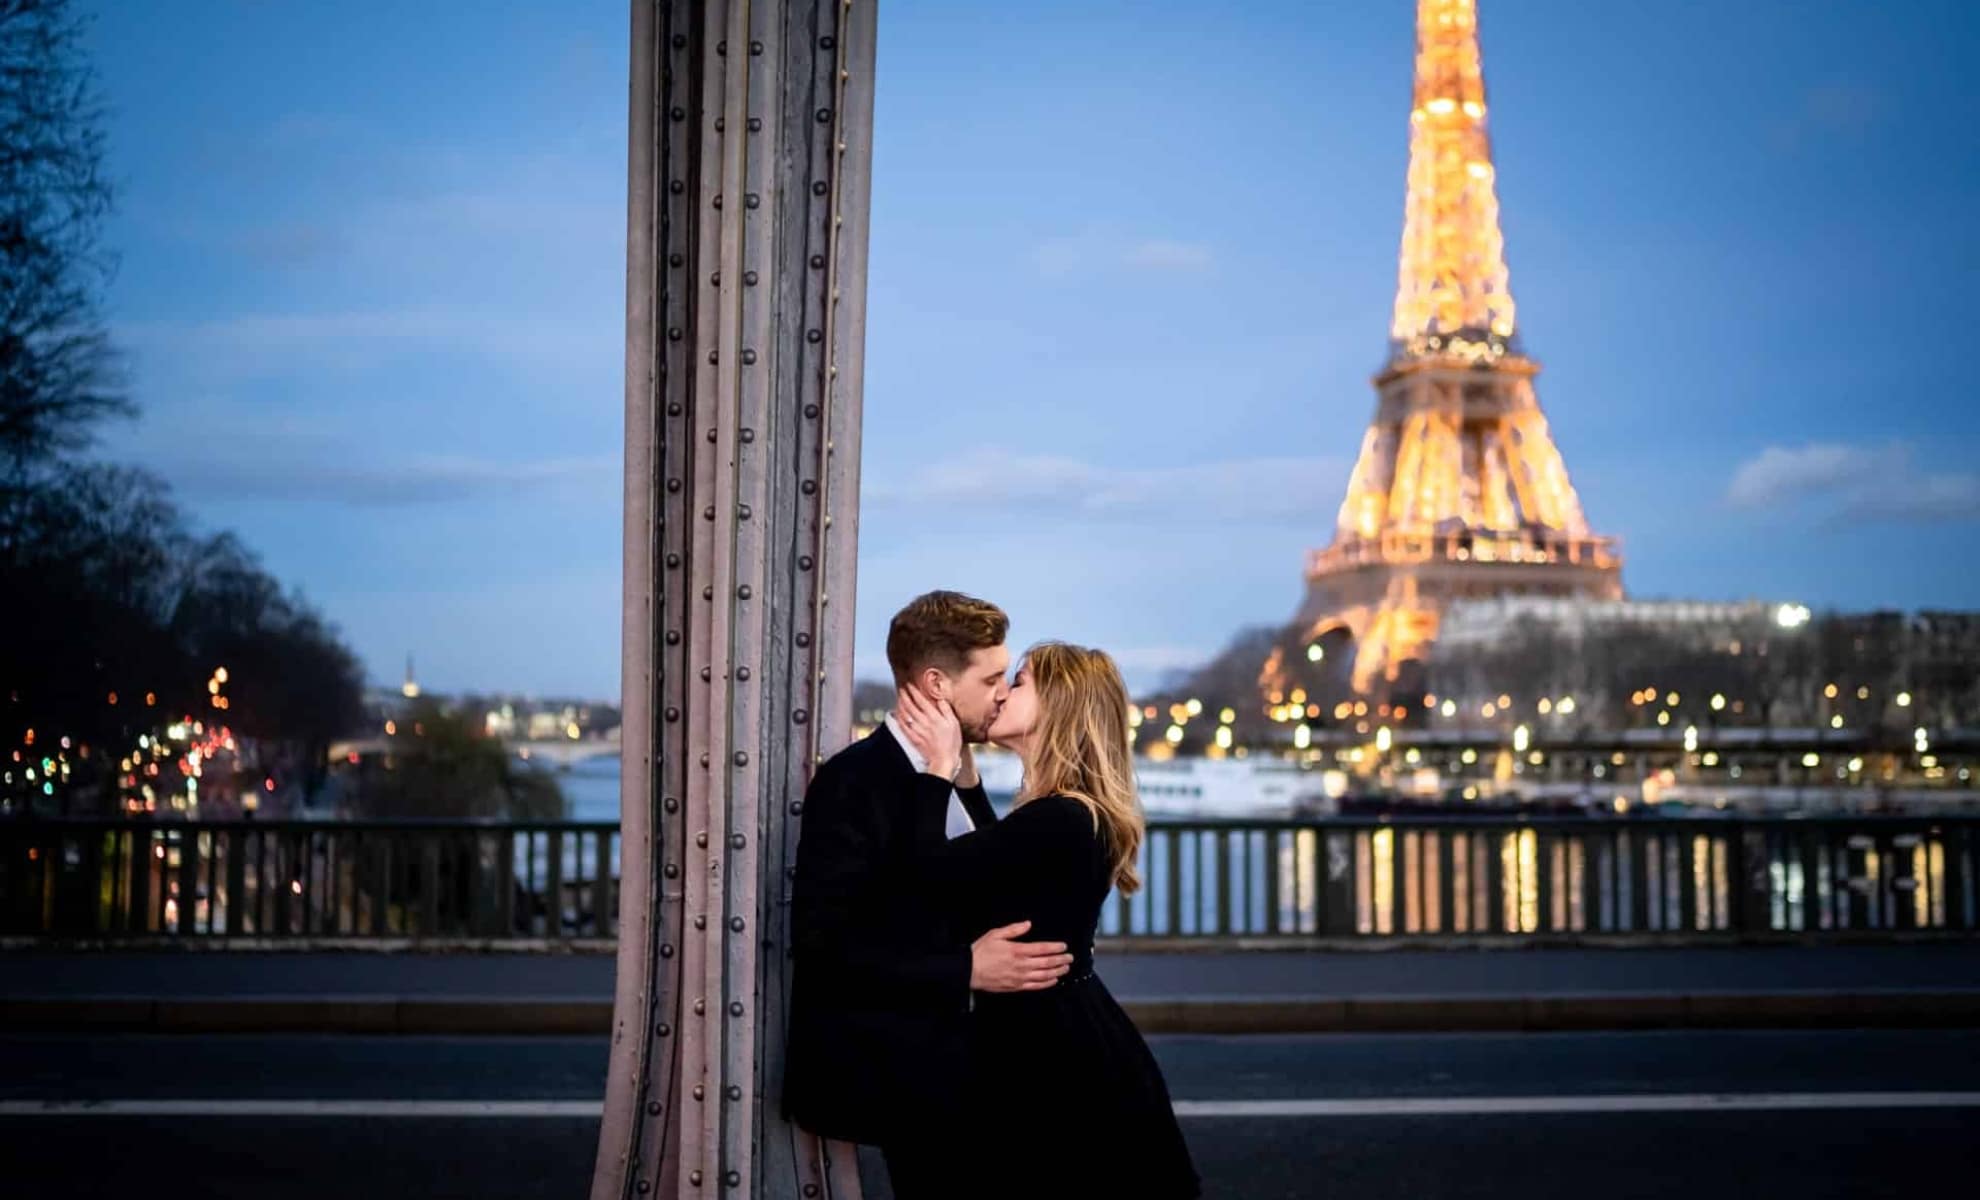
top-left (969, 920), bottom-right (1073, 992)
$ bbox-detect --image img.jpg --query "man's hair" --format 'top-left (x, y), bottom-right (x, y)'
top-left (885, 590), bottom-right (1008, 686)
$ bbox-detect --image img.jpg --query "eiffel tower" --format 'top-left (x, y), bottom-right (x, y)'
top-left (1268, 0), bottom-right (1622, 702)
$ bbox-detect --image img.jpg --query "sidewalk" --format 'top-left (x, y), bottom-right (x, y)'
top-left (5, 943), bottom-right (1978, 1034)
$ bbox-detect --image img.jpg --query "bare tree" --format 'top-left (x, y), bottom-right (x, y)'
top-left (0, 0), bottom-right (130, 480)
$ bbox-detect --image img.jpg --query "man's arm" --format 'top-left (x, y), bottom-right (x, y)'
top-left (789, 762), bottom-right (972, 1012)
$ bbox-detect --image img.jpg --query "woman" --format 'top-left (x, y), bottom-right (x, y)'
top-left (897, 641), bottom-right (1201, 1200)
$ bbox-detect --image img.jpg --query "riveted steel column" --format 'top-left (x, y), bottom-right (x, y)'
top-left (595, 3), bottom-right (876, 1199)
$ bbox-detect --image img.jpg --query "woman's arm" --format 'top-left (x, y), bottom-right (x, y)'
top-left (900, 782), bottom-right (1084, 903)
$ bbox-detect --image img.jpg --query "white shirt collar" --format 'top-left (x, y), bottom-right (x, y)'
top-left (883, 711), bottom-right (929, 773)
top-left (885, 711), bottom-right (974, 837)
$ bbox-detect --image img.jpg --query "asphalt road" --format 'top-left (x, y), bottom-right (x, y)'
top-left (2, 1028), bottom-right (1976, 1199)
top-left (12, 942), bottom-right (1980, 998)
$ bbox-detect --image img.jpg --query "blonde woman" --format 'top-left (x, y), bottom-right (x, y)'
top-left (897, 641), bottom-right (1200, 1200)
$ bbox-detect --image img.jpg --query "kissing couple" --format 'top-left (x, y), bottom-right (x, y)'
top-left (784, 590), bottom-right (1201, 1199)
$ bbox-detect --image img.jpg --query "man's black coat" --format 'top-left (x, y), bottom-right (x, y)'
top-left (782, 726), bottom-right (997, 1144)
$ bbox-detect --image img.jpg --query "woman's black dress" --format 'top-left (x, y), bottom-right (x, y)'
top-left (905, 787), bottom-right (1201, 1199)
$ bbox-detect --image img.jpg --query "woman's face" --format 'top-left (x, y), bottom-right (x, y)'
top-left (986, 661), bottom-right (1037, 750)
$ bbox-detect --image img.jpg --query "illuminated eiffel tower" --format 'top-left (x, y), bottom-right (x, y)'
top-left (1271, 0), bottom-right (1622, 700)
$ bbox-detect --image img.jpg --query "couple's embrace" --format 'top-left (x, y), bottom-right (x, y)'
top-left (784, 591), bottom-right (1201, 1199)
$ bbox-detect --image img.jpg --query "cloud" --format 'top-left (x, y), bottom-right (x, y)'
top-left (864, 447), bottom-right (1347, 525)
top-left (1027, 235), bottom-right (1090, 279)
top-left (1726, 441), bottom-right (1979, 522)
top-left (1104, 644), bottom-right (1216, 675)
top-left (1027, 230), bottom-right (1215, 279)
top-left (232, 222), bottom-right (347, 266)
top-left (1771, 82), bottom-right (1886, 152)
top-left (1122, 239), bottom-right (1214, 271)
top-left (135, 137), bottom-right (621, 388)
top-left (116, 307), bottom-right (611, 379)
top-left (167, 449), bottom-right (618, 506)
top-left (1802, 83), bottom-right (1884, 137)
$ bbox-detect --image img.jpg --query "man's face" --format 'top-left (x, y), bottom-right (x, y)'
top-left (938, 644), bottom-right (1010, 743)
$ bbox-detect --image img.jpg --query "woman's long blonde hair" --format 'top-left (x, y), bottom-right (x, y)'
top-left (1015, 642), bottom-right (1144, 895)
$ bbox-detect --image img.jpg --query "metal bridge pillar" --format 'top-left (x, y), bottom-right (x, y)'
top-left (593, 2), bottom-right (876, 1197)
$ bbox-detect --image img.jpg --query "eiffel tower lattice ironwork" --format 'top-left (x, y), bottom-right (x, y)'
top-left (1275, 0), bottom-right (1623, 697)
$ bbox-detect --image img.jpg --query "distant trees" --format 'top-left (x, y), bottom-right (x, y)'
top-left (2, 459), bottom-right (371, 814)
top-left (1425, 609), bottom-right (1978, 734)
top-left (1131, 605), bottom-right (1980, 755)
top-left (341, 698), bottom-right (566, 822)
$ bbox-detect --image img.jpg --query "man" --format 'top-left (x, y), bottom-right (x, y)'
top-left (784, 590), bottom-right (1073, 1197)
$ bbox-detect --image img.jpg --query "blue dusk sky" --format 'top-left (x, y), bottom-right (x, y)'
top-left (81, 0), bottom-right (1980, 699)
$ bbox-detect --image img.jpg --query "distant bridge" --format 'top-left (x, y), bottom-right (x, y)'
top-left (327, 726), bottom-right (621, 772)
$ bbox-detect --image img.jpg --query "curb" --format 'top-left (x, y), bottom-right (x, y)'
top-left (6, 990), bottom-right (1980, 1035)
top-left (1122, 990), bottom-right (1980, 1033)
